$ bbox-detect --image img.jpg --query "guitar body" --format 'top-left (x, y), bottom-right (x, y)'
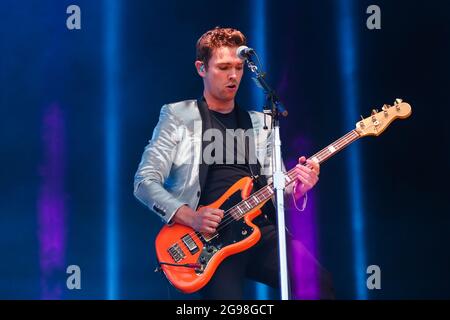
top-left (155, 177), bottom-right (269, 294)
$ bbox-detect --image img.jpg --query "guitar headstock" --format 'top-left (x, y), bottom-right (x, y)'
top-left (356, 99), bottom-right (412, 137)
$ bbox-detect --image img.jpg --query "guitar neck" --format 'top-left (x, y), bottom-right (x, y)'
top-left (228, 129), bottom-right (361, 219)
top-left (285, 129), bottom-right (361, 183)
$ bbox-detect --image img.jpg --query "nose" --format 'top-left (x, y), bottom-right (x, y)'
top-left (228, 68), bottom-right (238, 80)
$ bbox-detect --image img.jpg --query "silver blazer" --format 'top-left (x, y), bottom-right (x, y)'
top-left (133, 99), bottom-right (293, 224)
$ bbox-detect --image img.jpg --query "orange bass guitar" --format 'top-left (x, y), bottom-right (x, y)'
top-left (154, 100), bottom-right (412, 293)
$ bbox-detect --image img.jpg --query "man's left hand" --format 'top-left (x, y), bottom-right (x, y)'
top-left (293, 156), bottom-right (320, 199)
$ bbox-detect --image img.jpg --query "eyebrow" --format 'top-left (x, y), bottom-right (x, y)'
top-left (216, 62), bottom-right (244, 66)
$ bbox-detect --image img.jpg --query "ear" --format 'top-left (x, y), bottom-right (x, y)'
top-left (195, 60), bottom-right (206, 77)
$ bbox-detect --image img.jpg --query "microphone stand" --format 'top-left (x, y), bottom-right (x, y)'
top-left (245, 56), bottom-right (290, 300)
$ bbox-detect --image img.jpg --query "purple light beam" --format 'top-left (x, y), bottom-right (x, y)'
top-left (38, 103), bottom-right (66, 300)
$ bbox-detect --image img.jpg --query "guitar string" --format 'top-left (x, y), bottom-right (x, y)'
top-left (168, 130), bottom-right (359, 253)
top-left (163, 107), bottom-right (404, 262)
top-left (192, 105), bottom-right (404, 245)
top-left (165, 106), bottom-right (408, 264)
top-left (164, 130), bottom-right (359, 255)
top-left (164, 130), bottom-right (359, 256)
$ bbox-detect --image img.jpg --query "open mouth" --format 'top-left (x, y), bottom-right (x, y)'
top-left (226, 84), bottom-right (237, 89)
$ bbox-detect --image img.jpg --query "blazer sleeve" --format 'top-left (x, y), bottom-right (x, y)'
top-left (133, 104), bottom-right (187, 224)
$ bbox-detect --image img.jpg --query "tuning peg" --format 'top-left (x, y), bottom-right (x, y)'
top-left (394, 98), bottom-right (403, 105)
top-left (371, 108), bottom-right (379, 125)
top-left (359, 115), bottom-right (365, 128)
top-left (382, 104), bottom-right (389, 111)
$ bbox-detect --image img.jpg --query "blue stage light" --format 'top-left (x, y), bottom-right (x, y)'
top-left (104, 0), bottom-right (121, 300)
top-left (336, 0), bottom-right (368, 300)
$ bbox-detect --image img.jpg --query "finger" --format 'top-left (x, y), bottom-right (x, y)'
top-left (208, 214), bottom-right (222, 224)
top-left (298, 156), bottom-right (307, 164)
top-left (298, 168), bottom-right (319, 183)
top-left (296, 170), bottom-right (312, 184)
top-left (306, 159), bottom-right (320, 175)
top-left (205, 226), bottom-right (216, 234)
top-left (209, 208), bottom-right (224, 217)
top-left (298, 173), bottom-right (319, 188)
top-left (207, 220), bottom-right (219, 228)
top-left (296, 177), bottom-right (313, 190)
top-left (203, 208), bottom-right (223, 219)
top-left (307, 159), bottom-right (319, 169)
top-left (296, 165), bottom-right (320, 180)
top-left (296, 164), bottom-right (313, 175)
top-left (297, 168), bottom-right (318, 183)
top-left (210, 212), bottom-right (224, 221)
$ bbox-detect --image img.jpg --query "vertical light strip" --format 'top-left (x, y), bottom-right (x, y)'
top-left (38, 104), bottom-right (66, 299)
top-left (251, 0), bottom-right (269, 300)
top-left (287, 145), bottom-right (320, 299)
top-left (336, 0), bottom-right (367, 299)
top-left (104, 0), bottom-right (121, 300)
top-left (251, 0), bottom-right (267, 112)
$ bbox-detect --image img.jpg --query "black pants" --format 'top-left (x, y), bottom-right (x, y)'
top-left (198, 223), bottom-right (335, 300)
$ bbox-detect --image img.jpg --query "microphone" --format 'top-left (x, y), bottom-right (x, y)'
top-left (236, 46), bottom-right (255, 60)
top-left (240, 45), bottom-right (289, 117)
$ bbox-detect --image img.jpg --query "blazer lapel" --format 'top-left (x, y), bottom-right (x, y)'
top-left (196, 97), bottom-right (213, 194)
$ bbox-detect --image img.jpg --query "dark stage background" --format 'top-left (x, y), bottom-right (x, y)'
top-left (1, 0), bottom-right (449, 299)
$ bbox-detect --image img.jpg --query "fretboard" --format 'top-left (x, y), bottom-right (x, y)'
top-left (228, 129), bottom-right (360, 220)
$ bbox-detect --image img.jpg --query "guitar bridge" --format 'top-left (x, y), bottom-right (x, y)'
top-left (201, 232), bottom-right (218, 242)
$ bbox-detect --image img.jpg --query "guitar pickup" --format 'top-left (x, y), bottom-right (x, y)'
top-left (181, 234), bottom-right (199, 254)
top-left (168, 243), bottom-right (185, 262)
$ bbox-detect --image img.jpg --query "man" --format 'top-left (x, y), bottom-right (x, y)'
top-left (134, 27), bottom-right (334, 299)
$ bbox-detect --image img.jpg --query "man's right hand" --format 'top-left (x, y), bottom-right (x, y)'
top-left (172, 205), bottom-right (224, 234)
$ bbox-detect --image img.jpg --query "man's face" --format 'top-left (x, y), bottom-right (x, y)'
top-left (201, 46), bottom-right (244, 103)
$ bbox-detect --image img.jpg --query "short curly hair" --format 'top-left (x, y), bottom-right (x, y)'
top-left (196, 27), bottom-right (247, 69)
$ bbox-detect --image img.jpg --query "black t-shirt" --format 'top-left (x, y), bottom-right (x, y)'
top-left (198, 107), bottom-right (274, 226)
top-left (199, 108), bottom-right (252, 206)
